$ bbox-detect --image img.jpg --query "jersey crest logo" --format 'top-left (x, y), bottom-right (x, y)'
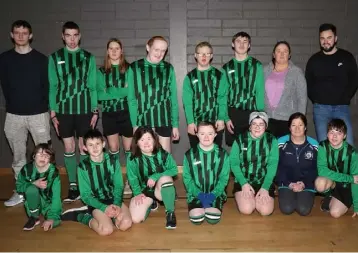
top-left (304, 151), bottom-right (313, 160)
top-left (193, 160), bottom-right (201, 165)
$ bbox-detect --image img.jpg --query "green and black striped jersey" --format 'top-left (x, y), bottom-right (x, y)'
top-left (183, 144), bottom-right (230, 203)
top-left (230, 131), bottom-right (278, 190)
top-left (221, 56), bottom-right (265, 122)
top-left (49, 47), bottom-right (97, 115)
top-left (97, 65), bottom-right (128, 113)
top-left (126, 148), bottom-right (178, 196)
top-left (127, 58), bottom-right (179, 128)
top-left (317, 140), bottom-right (358, 212)
top-left (16, 163), bottom-right (62, 221)
top-left (78, 152), bottom-right (124, 212)
top-left (182, 66), bottom-right (226, 125)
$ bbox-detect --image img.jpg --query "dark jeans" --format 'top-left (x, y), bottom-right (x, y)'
top-left (313, 104), bottom-right (354, 146)
top-left (278, 188), bottom-right (315, 216)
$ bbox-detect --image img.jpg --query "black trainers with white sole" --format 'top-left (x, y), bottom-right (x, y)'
top-left (23, 217), bottom-right (40, 231)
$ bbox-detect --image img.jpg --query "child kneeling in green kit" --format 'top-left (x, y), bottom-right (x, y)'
top-left (16, 143), bottom-right (61, 231)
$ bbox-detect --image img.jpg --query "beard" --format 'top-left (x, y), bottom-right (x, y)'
top-left (321, 41), bottom-right (337, 53)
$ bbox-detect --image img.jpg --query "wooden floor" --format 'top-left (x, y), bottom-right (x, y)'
top-left (1, 172), bottom-right (358, 251)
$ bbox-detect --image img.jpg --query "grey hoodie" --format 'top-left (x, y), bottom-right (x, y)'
top-left (264, 61), bottom-right (307, 121)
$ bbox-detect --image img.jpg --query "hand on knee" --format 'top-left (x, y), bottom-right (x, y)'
top-left (315, 177), bottom-right (331, 193)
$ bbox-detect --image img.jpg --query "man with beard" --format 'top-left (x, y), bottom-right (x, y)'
top-left (305, 23), bottom-right (358, 146)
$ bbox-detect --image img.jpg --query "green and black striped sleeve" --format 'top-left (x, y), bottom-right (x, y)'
top-left (126, 157), bottom-right (143, 197)
top-left (255, 63), bottom-right (265, 111)
top-left (96, 68), bottom-right (112, 101)
top-left (261, 137), bottom-right (279, 190)
top-left (182, 74), bottom-right (195, 125)
top-left (78, 166), bottom-right (108, 212)
top-left (169, 66), bottom-right (179, 128)
top-left (220, 68), bottom-right (230, 123)
top-left (46, 176), bottom-right (62, 223)
top-left (127, 65), bottom-right (138, 127)
top-left (211, 152), bottom-right (230, 197)
top-left (217, 74), bottom-right (227, 122)
top-left (182, 155), bottom-right (202, 197)
top-left (229, 140), bottom-right (248, 186)
top-left (350, 152), bottom-right (358, 212)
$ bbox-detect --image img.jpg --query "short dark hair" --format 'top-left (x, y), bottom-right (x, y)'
top-left (288, 112), bottom-right (307, 128)
top-left (11, 20), bottom-right (32, 33)
top-left (272, 41), bottom-right (291, 67)
top-left (232, 31), bottom-right (251, 44)
top-left (197, 121), bottom-right (216, 132)
top-left (62, 21), bottom-right (80, 34)
top-left (130, 126), bottom-right (161, 159)
top-left (327, 119), bottom-right (347, 135)
top-left (83, 129), bottom-right (105, 146)
top-left (32, 143), bottom-right (55, 164)
top-left (319, 23), bottom-right (337, 36)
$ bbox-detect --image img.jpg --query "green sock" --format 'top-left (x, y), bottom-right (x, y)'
top-left (77, 213), bottom-right (93, 227)
top-left (64, 152), bottom-right (77, 189)
top-left (189, 214), bottom-right (205, 225)
top-left (205, 212), bottom-right (221, 225)
top-left (160, 182), bottom-right (175, 213)
top-left (80, 153), bottom-right (88, 163)
top-left (25, 185), bottom-right (40, 218)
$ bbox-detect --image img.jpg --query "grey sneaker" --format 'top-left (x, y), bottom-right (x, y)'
top-left (4, 191), bottom-right (24, 207)
top-left (123, 180), bottom-right (132, 195)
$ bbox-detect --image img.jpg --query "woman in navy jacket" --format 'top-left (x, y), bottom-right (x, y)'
top-left (276, 112), bottom-right (318, 216)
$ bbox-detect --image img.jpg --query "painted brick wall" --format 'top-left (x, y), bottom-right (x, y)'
top-left (0, 0), bottom-right (357, 166)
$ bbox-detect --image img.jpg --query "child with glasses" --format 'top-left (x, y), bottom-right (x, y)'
top-left (182, 41), bottom-right (226, 148)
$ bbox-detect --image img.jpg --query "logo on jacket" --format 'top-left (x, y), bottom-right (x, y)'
top-left (304, 151), bottom-right (313, 160)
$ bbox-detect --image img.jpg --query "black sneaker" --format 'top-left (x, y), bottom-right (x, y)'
top-left (320, 196), bottom-right (332, 212)
top-left (165, 211), bottom-right (176, 229)
top-left (151, 200), bottom-right (159, 211)
top-left (23, 217), bottom-right (40, 231)
top-left (61, 206), bottom-right (88, 221)
top-left (63, 189), bottom-right (81, 203)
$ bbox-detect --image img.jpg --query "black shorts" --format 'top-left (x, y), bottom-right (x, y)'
top-left (188, 197), bottom-right (225, 212)
top-left (225, 108), bottom-right (253, 146)
top-left (142, 186), bottom-right (161, 202)
top-left (154, 126), bottom-right (172, 138)
top-left (56, 114), bottom-right (92, 138)
top-left (102, 110), bottom-right (133, 137)
top-left (332, 182), bottom-right (352, 208)
top-left (233, 182), bottom-right (275, 198)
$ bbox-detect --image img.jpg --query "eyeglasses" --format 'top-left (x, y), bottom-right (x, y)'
top-left (251, 123), bottom-right (266, 128)
top-left (196, 53), bottom-right (212, 57)
top-left (36, 153), bottom-right (51, 160)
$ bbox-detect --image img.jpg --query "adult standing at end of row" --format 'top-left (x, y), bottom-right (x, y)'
top-left (127, 36), bottom-right (180, 153)
top-left (306, 23), bottom-right (358, 146)
top-left (264, 41), bottom-right (307, 138)
top-left (0, 20), bottom-right (51, 207)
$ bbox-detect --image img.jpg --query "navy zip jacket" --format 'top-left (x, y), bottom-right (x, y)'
top-left (276, 135), bottom-right (318, 191)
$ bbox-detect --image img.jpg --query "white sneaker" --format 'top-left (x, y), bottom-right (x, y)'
top-left (123, 180), bottom-right (132, 195)
top-left (4, 191), bottom-right (24, 207)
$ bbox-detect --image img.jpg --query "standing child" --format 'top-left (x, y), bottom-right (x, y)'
top-left (230, 112), bottom-right (278, 216)
top-left (16, 143), bottom-right (61, 231)
top-left (183, 122), bottom-right (230, 225)
top-left (315, 119), bottom-right (358, 218)
top-left (182, 42), bottom-right (226, 148)
top-left (61, 129), bottom-right (132, 236)
top-left (127, 126), bottom-right (178, 229)
top-left (97, 38), bottom-right (133, 195)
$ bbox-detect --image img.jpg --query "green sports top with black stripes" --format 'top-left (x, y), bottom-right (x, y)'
top-left (16, 163), bottom-right (62, 221)
top-left (230, 131), bottom-right (279, 190)
top-left (48, 47), bottom-right (97, 114)
top-left (317, 140), bottom-right (358, 212)
top-left (126, 149), bottom-right (178, 196)
top-left (127, 58), bottom-right (179, 128)
top-left (77, 152), bottom-right (124, 212)
top-left (97, 65), bottom-right (129, 113)
top-left (182, 66), bottom-right (226, 125)
top-left (221, 56), bottom-right (265, 122)
top-left (183, 144), bottom-right (230, 203)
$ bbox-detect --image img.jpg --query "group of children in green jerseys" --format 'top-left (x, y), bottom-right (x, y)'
top-left (15, 21), bottom-right (358, 235)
